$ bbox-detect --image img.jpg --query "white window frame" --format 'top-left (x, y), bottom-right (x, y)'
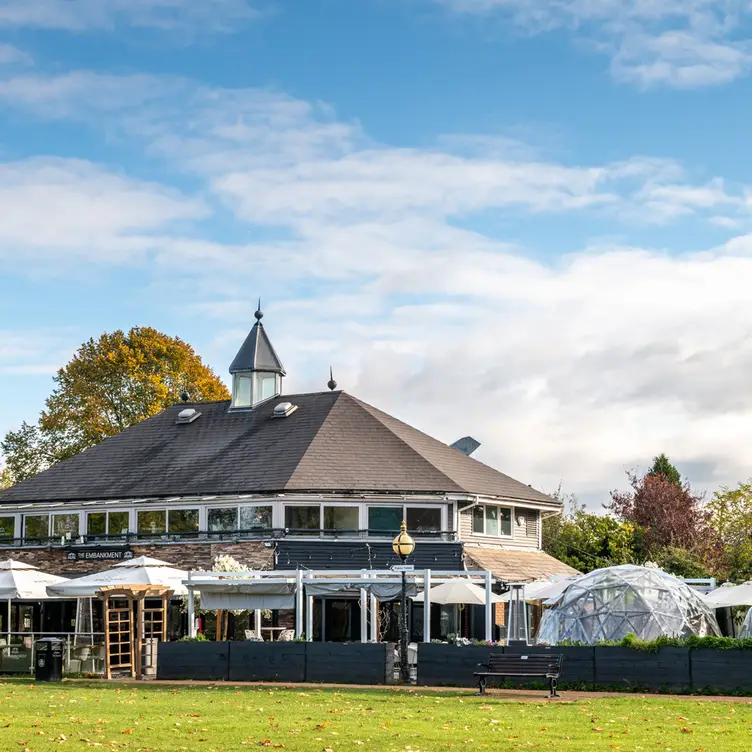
top-left (85, 509), bottom-right (131, 537)
top-left (470, 503), bottom-right (514, 539)
top-left (366, 503), bottom-right (446, 535)
top-left (0, 513), bottom-right (19, 540)
top-left (204, 503), bottom-right (274, 534)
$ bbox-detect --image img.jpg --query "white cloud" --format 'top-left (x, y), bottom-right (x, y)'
top-left (0, 0), bottom-right (259, 33)
top-left (0, 43), bottom-right (30, 65)
top-left (434, 0), bottom-right (752, 88)
top-left (0, 157), bottom-right (207, 262)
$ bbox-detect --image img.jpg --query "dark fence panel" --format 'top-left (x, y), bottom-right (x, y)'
top-left (305, 643), bottom-right (394, 684)
top-left (229, 642), bottom-right (306, 682)
top-left (505, 644), bottom-right (595, 687)
top-left (594, 647), bottom-right (690, 691)
top-left (690, 649), bottom-right (752, 693)
top-left (157, 642), bottom-right (230, 681)
top-left (416, 644), bottom-right (491, 687)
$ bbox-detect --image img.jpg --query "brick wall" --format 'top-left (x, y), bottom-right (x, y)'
top-left (3, 541), bottom-right (276, 577)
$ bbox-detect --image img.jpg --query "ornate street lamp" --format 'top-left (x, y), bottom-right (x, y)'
top-left (392, 520), bottom-right (415, 683)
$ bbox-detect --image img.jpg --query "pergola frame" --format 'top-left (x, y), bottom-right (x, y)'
top-left (184, 568), bottom-right (496, 643)
top-left (97, 585), bottom-right (173, 680)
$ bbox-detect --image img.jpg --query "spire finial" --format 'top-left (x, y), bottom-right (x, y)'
top-left (254, 298), bottom-right (263, 322)
top-left (327, 366), bottom-right (337, 391)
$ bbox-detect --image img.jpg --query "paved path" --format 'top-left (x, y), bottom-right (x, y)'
top-left (62, 677), bottom-right (752, 703)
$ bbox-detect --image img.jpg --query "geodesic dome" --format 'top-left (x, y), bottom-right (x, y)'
top-left (535, 564), bottom-right (720, 645)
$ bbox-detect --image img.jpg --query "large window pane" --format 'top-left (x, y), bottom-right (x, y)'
top-left (239, 506), bottom-right (272, 530)
top-left (485, 506), bottom-right (499, 536)
top-left (258, 373), bottom-right (277, 401)
top-left (138, 510), bottom-right (166, 535)
top-left (368, 507), bottom-right (403, 534)
top-left (24, 515), bottom-right (49, 539)
top-left (234, 375), bottom-right (252, 407)
top-left (87, 513), bottom-right (107, 537)
top-left (499, 508), bottom-right (512, 536)
top-left (109, 512), bottom-right (130, 535)
top-left (406, 507), bottom-right (441, 532)
top-left (323, 506), bottom-right (358, 531)
top-left (0, 517), bottom-right (15, 539)
top-left (209, 507), bottom-right (238, 532)
top-left (52, 513), bottom-right (79, 538)
top-left (472, 506), bottom-right (485, 534)
top-left (285, 506), bottom-right (319, 530)
top-left (168, 509), bottom-right (199, 534)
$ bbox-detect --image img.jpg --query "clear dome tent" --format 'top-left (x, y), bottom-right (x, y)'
top-left (535, 564), bottom-right (720, 645)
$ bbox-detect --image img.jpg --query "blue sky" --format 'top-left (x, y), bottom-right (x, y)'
top-left (2, 0), bottom-right (752, 505)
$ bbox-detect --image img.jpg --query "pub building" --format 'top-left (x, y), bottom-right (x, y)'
top-left (0, 305), bottom-right (575, 645)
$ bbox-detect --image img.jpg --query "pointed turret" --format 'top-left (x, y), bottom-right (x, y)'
top-left (229, 301), bottom-right (285, 409)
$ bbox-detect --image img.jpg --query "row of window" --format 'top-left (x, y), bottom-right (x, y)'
top-left (0, 503), bottom-right (444, 540)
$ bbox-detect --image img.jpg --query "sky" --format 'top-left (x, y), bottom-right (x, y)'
top-left (1, 0), bottom-right (752, 508)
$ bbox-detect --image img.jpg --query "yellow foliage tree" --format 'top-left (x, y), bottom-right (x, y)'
top-left (2, 327), bottom-right (230, 481)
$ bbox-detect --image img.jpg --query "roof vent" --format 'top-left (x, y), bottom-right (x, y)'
top-left (272, 401), bottom-right (298, 418)
top-left (176, 408), bottom-right (201, 424)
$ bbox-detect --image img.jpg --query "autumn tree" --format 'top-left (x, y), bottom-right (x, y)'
top-left (543, 490), bottom-right (638, 573)
top-left (607, 471), bottom-right (708, 560)
top-left (706, 480), bottom-right (752, 580)
top-left (647, 453), bottom-right (682, 487)
top-left (1, 327), bottom-right (229, 481)
top-left (0, 465), bottom-right (13, 490)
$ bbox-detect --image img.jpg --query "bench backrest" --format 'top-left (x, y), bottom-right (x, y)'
top-left (487, 652), bottom-right (562, 675)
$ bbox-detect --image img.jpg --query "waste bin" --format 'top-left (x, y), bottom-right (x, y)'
top-left (35, 638), bottom-right (64, 682)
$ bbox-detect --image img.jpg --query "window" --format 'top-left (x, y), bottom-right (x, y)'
top-left (285, 506), bottom-right (319, 531)
top-left (0, 516), bottom-right (15, 540)
top-left (368, 507), bottom-right (403, 533)
top-left (323, 506), bottom-right (358, 531)
top-left (88, 511), bottom-right (129, 538)
top-left (50, 513), bottom-right (79, 539)
top-left (258, 373), bottom-right (277, 402)
top-left (234, 375), bottom-right (252, 408)
top-left (406, 507), bottom-right (441, 532)
top-left (137, 510), bottom-right (167, 535)
top-left (168, 509), bottom-right (199, 534)
top-left (24, 515), bottom-right (49, 539)
top-left (239, 505), bottom-right (272, 530)
top-left (471, 505), bottom-right (512, 537)
top-left (208, 507), bottom-right (238, 533)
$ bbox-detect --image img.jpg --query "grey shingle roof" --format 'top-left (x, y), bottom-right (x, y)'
top-left (0, 391), bottom-right (556, 505)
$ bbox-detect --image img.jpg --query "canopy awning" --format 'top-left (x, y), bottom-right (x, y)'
top-left (0, 559), bottom-right (69, 600)
top-left (47, 556), bottom-right (188, 598)
top-left (464, 548), bottom-right (579, 582)
top-left (704, 581), bottom-right (752, 608)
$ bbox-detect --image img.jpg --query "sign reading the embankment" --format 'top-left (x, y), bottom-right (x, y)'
top-left (65, 548), bottom-right (133, 562)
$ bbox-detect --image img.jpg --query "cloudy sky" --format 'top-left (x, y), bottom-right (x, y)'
top-left (1, 0), bottom-right (751, 506)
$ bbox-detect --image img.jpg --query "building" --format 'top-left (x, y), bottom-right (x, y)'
top-left (0, 307), bottom-right (575, 640)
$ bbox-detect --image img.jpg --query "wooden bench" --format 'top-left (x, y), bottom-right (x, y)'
top-left (474, 652), bottom-right (563, 697)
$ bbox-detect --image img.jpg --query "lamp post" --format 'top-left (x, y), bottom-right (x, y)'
top-left (392, 520), bottom-right (415, 683)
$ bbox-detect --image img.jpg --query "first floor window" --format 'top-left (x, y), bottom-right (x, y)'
top-left (88, 511), bottom-right (129, 537)
top-left (285, 506), bottom-right (319, 531)
top-left (168, 509), bottom-right (199, 534)
top-left (137, 510), bottom-right (167, 535)
top-left (323, 506), bottom-right (358, 531)
top-left (368, 507), bottom-right (403, 533)
top-left (406, 507), bottom-right (441, 532)
top-left (472, 505), bottom-right (512, 537)
top-left (24, 515), bottom-right (49, 539)
top-left (0, 516), bottom-right (15, 539)
top-left (52, 513), bottom-right (79, 538)
top-left (209, 507), bottom-right (238, 533)
top-left (239, 505), bottom-right (272, 530)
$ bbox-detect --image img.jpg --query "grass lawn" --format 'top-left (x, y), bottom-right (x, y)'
top-left (0, 681), bottom-right (751, 751)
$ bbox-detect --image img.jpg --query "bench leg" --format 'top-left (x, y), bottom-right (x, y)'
top-left (548, 677), bottom-right (559, 699)
top-left (478, 677), bottom-right (487, 695)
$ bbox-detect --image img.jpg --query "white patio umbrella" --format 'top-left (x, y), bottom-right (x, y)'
top-left (704, 581), bottom-right (752, 608)
top-left (0, 559), bottom-right (69, 643)
top-left (0, 560), bottom-right (68, 600)
top-left (46, 556), bottom-right (188, 598)
top-left (412, 579), bottom-right (503, 605)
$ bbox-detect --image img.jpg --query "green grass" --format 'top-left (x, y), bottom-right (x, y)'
top-left (0, 680), bottom-right (751, 751)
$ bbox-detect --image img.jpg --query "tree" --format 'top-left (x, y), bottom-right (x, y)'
top-left (647, 453), bottom-right (682, 486)
top-left (0, 465), bottom-right (13, 490)
top-left (1, 327), bottom-right (229, 480)
top-left (607, 471), bottom-right (708, 560)
top-left (543, 490), bottom-right (638, 573)
top-left (706, 481), bottom-right (752, 581)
